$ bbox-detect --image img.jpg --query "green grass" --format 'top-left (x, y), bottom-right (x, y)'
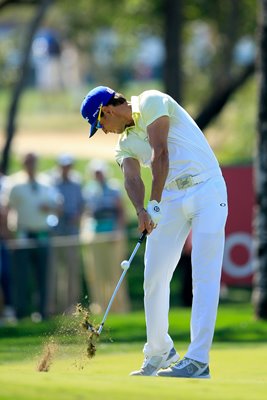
top-left (0, 342), bottom-right (266, 400)
top-left (1, 303), bottom-right (266, 344)
top-left (0, 303), bottom-right (266, 399)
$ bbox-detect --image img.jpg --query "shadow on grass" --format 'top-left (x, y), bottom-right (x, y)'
top-left (0, 303), bottom-right (266, 344)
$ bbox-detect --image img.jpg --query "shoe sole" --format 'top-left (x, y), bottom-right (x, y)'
top-left (157, 363), bottom-right (210, 379)
top-left (157, 373), bottom-right (211, 379)
top-left (197, 373), bottom-right (211, 379)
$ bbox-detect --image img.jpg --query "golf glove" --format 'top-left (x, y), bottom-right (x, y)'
top-left (147, 200), bottom-right (162, 225)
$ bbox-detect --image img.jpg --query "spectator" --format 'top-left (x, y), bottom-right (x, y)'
top-left (82, 159), bottom-right (130, 313)
top-left (83, 160), bottom-right (126, 233)
top-left (0, 171), bottom-right (16, 325)
top-left (50, 154), bottom-right (85, 314)
top-left (7, 153), bottom-right (61, 320)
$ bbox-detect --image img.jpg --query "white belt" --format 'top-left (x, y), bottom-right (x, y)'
top-left (165, 170), bottom-right (222, 190)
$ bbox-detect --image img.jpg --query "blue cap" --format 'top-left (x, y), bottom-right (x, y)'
top-left (80, 86), bottom-right (115, 137)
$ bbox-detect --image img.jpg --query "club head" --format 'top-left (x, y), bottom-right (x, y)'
top-left (83, 320), bottom-right (99, 335)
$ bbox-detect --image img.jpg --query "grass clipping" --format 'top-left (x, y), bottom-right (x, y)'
top-left (76, 303), bottom-right (100, 359)
top-left (37, 304), bottom-right (100, 372)
top-left (37, 339), bottom-right (58, 372)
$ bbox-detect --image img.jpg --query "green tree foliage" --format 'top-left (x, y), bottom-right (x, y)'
top-left (0, 0), bottom-right (257, 92)
top-left (54, 0), bottom-right (257, 97)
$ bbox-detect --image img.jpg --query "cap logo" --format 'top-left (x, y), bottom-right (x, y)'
top-left (92, 107), bottom-right (100, 118)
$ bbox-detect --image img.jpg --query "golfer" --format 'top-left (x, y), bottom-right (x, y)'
top-left (80, 86), bottom-right (228, 378)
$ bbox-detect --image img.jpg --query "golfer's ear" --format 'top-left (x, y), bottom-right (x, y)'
top-left (102, 105), bottom-right (113, 115)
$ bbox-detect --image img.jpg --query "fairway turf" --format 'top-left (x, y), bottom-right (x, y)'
top-left (0, 342), bottom-right (266, 400)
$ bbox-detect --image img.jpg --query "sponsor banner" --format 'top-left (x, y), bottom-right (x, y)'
top-left (221, 165), bottom-right (254, 285)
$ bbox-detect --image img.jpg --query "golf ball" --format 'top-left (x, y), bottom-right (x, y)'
top-left (121, 260), bottom-right (130, 270)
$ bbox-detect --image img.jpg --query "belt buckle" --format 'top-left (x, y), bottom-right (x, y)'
top-left (176, 176), bottom-right (193, 189)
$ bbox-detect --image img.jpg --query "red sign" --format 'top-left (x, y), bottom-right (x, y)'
top-left (221, 165), bottom-right (254, 285)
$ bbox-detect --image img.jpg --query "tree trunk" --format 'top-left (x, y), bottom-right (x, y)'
top-left (252, 0), bottom-right (267, 319)
top-left (0, 0), bottom-right (52, 174)
top-left (163, 0), bottom-right (183, 102)
top-left (0, 0), bottom-right (37, 10)
top-left (213, 0), bottom-right (240, 85)
top-left (195, 61), bottom-right (255, 130)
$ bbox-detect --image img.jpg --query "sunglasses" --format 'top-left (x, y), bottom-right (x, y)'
top-left (95, 103), bottom-right (103, 130)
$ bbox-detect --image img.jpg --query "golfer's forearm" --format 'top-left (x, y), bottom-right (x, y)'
top-left (124, 175), bottom-right (146, 214)
top-left (150, 150), bottom-right (169, 202)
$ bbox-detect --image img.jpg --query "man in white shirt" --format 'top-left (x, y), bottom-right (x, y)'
top-left (0, 171), bottom-right (16, 324)
top-left (80, 86), bottom-right (228, 378)
top-left (8, 153), bottom-right (61, 320)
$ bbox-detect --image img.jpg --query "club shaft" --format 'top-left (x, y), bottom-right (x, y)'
top-left (128, 241), bottom-right (141, 264)
top-left (97, 268), bottom-right (127, 334)
top-left (98, 242), bottom-right (141, 333)
top-left (97, 231), bottom-right (147, 334)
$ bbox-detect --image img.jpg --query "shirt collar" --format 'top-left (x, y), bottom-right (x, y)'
top-left (131, 96), bottom-right (140, 125)
top-left (123, 96), bottom-right (140, 135)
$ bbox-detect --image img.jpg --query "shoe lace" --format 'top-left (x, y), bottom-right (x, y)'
top-left (177, 357), bottom-right (191, 368)
top-left (178, 357), bottom-right (206, 370)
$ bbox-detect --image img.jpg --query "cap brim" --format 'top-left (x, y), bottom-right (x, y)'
top-left (89, 122), bottom-right (98, 138)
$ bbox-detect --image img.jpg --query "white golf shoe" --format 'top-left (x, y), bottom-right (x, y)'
top-left (157, 357), bottom-right (210, 379)
top-left (130, 347), bottom-right (179, 376)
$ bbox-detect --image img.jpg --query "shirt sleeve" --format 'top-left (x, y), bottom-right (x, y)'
top-left (140, 92), bottom-right (170, 127)
top-left (115, 137), bottom-right (139, 166)
top-left (8, 186), bottom-right (18, 208)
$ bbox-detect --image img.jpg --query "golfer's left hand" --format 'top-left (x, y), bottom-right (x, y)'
top-left (147, 200), bottom-right (162, 227)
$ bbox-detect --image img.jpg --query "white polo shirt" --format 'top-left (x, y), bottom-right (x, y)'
top-left (115, 90), bottom-right (221, 186)
top-left (9, 181), bottom-right (60, 232)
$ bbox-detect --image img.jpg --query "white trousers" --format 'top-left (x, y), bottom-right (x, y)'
top-left (143, 175), bottom-right (228, 364)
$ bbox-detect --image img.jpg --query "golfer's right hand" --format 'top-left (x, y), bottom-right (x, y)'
top-left (137, 208), bottom-right (154, 234)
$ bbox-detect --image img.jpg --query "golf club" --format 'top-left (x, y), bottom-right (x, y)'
top-left (87, 229), bottom-right (147, 336)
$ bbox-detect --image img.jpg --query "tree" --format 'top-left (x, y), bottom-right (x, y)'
top-left (163, 0), bottom-right (183, 102)
top-left (0, 0), bottom-right (257, 172)
top-left (195, 61), bottom-right (255, 130)
top-left (0, 0), bottom-right (52, 174)
top-left (252, 0), bottom-right (267, 319)
top-left (0, 0), bottom-right (37, 9)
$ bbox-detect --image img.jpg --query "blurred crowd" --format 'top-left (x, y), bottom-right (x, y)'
top-left (0, 152), bottom-right (129, 325)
